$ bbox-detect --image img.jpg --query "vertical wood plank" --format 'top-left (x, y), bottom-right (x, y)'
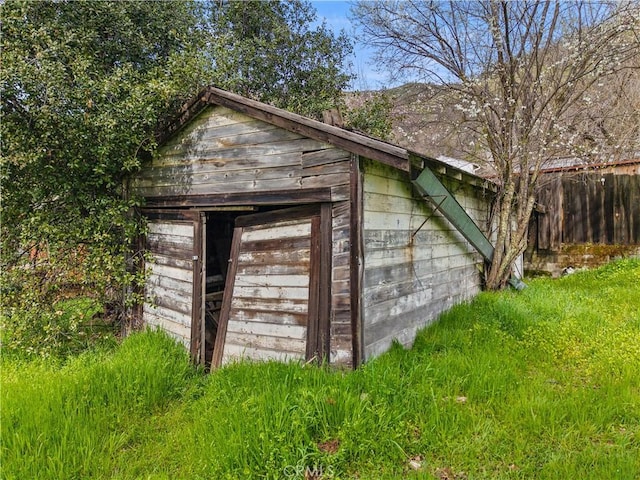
top-left (604, 174), bottom-right (615, 243)
top-left (587, 177), bottom-right (601, 243)
top-left (552, 176), bottom-right (563, 249)
top-left (212, 225), bottom-right (243, 368)
top-left (536, 183), bottom-right (551, 250)
top-left (132, 231), bottom-right (146, 331)
top-left (631, 175), bottom-right (640, 243)
top-left (318, 203), bottom-right (333, 361)
top-left (563, 178), bottom-right (575, 243)
top-left (199, 213), bottom-right (207, 364)
top-left (190, 216), bottom-right (203, 362)
top-left (615, 175), bottom-right (629, 243)
top-left (306, 215), bottom-right (321, 361)
top-left (596, 176), bottom-right (607, 244)
top-left (349, 154), bottom-right (364, 368)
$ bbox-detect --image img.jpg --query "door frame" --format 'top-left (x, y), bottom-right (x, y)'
top-left (211, 204), bottom-right (332, 368)
top-left (140, 208), bottom-right (203, 363)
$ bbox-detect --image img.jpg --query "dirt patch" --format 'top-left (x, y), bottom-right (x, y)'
top-left (317, 439), bottom-right (340, 454)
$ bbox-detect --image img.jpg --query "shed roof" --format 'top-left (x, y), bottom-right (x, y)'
top-left (156, 86), bottom-right (490, 188)
top-left (538, 157), bottom-right (640, 174)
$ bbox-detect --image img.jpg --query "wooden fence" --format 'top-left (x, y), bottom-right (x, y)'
top-left (529, 172), bottom-right (640, 251)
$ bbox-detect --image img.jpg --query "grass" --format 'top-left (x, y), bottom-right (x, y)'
top-left (1, 259), bottom-right (639, 479)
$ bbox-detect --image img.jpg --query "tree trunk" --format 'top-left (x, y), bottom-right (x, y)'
top-left (485, 187), bottom-right (537, 290)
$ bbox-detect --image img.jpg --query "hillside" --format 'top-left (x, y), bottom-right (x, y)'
top-left (346, 67), bottom-right (640, 173)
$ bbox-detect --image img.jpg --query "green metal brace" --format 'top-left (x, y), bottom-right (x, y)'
top-left (410, 155), bottom-right (526, 290)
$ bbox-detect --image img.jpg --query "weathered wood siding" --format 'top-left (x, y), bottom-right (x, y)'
top-left (361, 159), bottom-right (489, 359)
top-left (221, 216), bottom-right (313, 364)
top-left (330, 201), bottom-right (353, 365)
top-left (130, 106), bottom-right (351, 204)
top-left (532, 172), bottom-right (640, 250)
top-left (144, 220), bottom-right (196, 347)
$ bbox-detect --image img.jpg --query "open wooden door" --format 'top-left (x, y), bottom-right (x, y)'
top-left (212, 205), bottom-right (331, 367)
top-left (142, 210), bottom-right (203, 361)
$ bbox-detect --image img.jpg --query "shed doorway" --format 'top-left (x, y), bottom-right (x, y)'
top-left (203, 205), bottom-right (331, 368)
top-left (201, 211), bottom-right (239, 367)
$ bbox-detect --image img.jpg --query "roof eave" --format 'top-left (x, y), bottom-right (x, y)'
top-left (155, 86), bottom-right (492, 185)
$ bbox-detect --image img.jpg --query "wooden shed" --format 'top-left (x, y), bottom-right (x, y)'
top-left (129, 87), bottom-right (499, 369)
top-left (526, 158), bottom-right (640, 276)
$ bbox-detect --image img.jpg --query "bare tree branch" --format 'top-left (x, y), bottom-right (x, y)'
top-left (353, 0), bottom-right (640, 288)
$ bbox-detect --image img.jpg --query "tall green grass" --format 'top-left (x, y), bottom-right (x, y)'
top-left (2, 259), bottom-right (639, 479)
top-left (1, 331), bottom-right (195, 479)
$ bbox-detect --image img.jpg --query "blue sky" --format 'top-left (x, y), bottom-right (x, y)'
top-left (311, 1), bottom-right (388, 90)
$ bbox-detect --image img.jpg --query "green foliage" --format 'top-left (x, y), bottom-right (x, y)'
top-left (0, 297), bottom-right (112, 360)
top-left (2, 261), bottom-right (639, 479)
top-left (207, 0), bottom-right (354, 118)
top-left (1, 0), bottom-right (355, 358)
top-left (344, 91), bottom-right (395, 140)
top-left (1, 0), bottom-right (209, 354)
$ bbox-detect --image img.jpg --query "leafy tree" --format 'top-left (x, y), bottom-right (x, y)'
top-left (1, 0), bottom-right (209, 356)
top-left (206, 0), bottom-right (354, 118)
top-left (344, 91), bottom-right (395, 140)
top-left (1, 0), bottom-right (356, 357)
top-left (352, 0), bottom-right (640, 289)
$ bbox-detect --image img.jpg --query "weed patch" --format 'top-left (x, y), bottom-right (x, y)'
top-left (2, 260), bottom-right (639, 479)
